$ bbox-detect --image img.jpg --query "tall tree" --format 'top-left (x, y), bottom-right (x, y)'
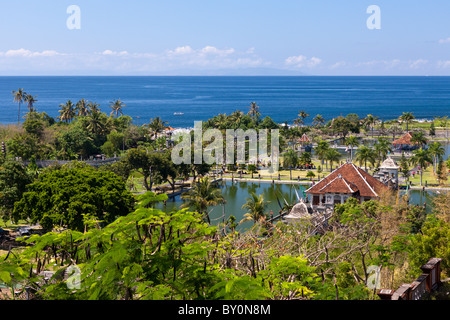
top-left (410, 148), bottom-right (432, 186)
top-left (241, 192), bottom-right (269, 225)
top-left (25, 94), bottom-right (38, 113)
top-left (76, 99), bottom-right (90, 117)
top-left (109, 99), bottom-right (126, 117)
top-left (345, 136), bottom-right (359, 161)
top-left (57, 100), bottom-right (76, 123)
top-left (12, 88), bottom-right (27, 125)
top-left (356, 145), bottom-right (377, 171)
top-left (248, 102), bottom-right (260, 123)
top-left (399, 112), bottom-right (415, 132)
top-left (315, 140), bottom-right (330, 170)
top-left (325, 148), bottom-right (341, 171)
top-left (313, 114), bottom-right (325, 127)
top-left (147, 117), bottom-right (167, 140)
top-left (181, 177), bottom-right (225, 224)
top-left (428, 142), bottom-right (445, 174)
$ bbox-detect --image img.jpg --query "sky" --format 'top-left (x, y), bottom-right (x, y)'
top-left (0, 0), bottom-right (450, 76)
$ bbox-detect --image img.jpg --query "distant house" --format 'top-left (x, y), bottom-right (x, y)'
top-left (392, 132), bottom-right (417, 151)
top-left (305, 162), bottom-right (389, 210)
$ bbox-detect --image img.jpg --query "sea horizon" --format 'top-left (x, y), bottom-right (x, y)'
top-left (1, 75), bottom-right (449, 128)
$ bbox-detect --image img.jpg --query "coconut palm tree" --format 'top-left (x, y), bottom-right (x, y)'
top-left (410, 131), bottom-right (428, 149)
top-left (306, 170), bottom-right (316, 181)
top-left (294, 110), bottom-right (309, 127)
top-left (248, 102), bottom-right (260, 122)
top-left (345, 135), bottom-right (359, 161)
top-left (241, 192), bottom-right (269, 225)
top-left (87, 102), bottom-right (101, 114)
top-left (313, 114), bottom-right (325, 127)
top-left (109, 99), bottom-right (126, 117)
top-left (57, 100), bottom-right (76, 123)
top-left (181, 177), bottom-right (225, 224)
top-left (428, 142), bottom-right (445, 174)
top-left (25, 94), bottom-right (38, 113)
top-left (283, 149), bottom-right (299, 180)
top-left (315, 140), bottom-right (330, 170)
top-left (399, 112), bottom-right (415, 132)
top-left (86, 109), bottom-right (105, 135)
top-left (12, 88), bottom-right (27, 125)
top-left (230, 110), bottom-right (244, 129)
top-left (388, 124), bottom-right (403, 141)
top-left (76, 99), bottom-right (90, 117)
top-left (410, 148), bottom-right (432, 186)
top-left (374, 137), bottom-right (392, 163)
top-left (147, 117), bottom-right (168, 140)
top-left (325, 148), bottom-right (341, 171)
top-left (356, 145), bottom-right (377, 171)
top-left (364, 114), bottom-right (378, 138)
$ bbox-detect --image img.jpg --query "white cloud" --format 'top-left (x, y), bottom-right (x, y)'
top-left (285, 54), bottom-right (322, 68)
top-left (101, 50), bottom-right (129, 56)
top-left (438, 37), bottom-right (450, 44)
top-left (1, 48), bottom-right (61, 57)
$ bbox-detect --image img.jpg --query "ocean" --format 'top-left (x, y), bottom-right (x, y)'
top-left (0, 76), bottom-right (449, 128)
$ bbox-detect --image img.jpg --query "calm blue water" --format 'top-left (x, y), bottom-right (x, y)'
top-left (1, 76), bottom-right (449, 127)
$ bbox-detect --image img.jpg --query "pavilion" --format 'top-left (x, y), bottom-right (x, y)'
top-left (392, 132), bottom-right (417, 151)
top-left (305, 162), bottom-right (389, 211)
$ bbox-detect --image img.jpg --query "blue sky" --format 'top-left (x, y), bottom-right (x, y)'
top-left (0, 1), bottom-right (450, 75)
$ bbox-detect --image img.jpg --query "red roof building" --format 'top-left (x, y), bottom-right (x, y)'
top-left (305, 162), bottom-right (389, 208)
top-left (392, 132), bottom-right (413, 146)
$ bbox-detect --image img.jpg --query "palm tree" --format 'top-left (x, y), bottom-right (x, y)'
top-left (364, 114), bottom-right (378, 138)
top-left (25, 94), bottom-right (38, 113)
top-left (248, 102), bottom-right (260, 122)
top-left (345, 135), bottom-right (359, 161)
top-left (294, 110), bottom-right (309, 127)
top-left (399, 112), bottom-right (415, 132)
top-left (356, 145), bottom-right (377, 171)
top-left (315, 140), bottom-right (330, 170)
top-left (230, 110), bottom-right (244, 129)
top-left (428, 142), bottom-right (445, 174)
top-left (388, 124), bottom-right (403, 141)
top-left (241, 192), bottom-right (269, 225)
top-left (325, 148), bottom-right (341, 171)
top-left (410, 131), bottom-right (428, 149)
top-left (12, 88), bottom-right (27, 125)
top-left (283, 149), bottom-right (299, 180)
top-left (313, 114), bottom-right (325, 127)
top-left (109, 99), bottom-right (126, 117)
top-left (87, 109), bottom-right (105, 135)
top-left (410, 148), bottom-right (432, 186)
top-left (181, 177), bottom-right (225, 224)
top-left (57, 100), bottom-right (76, 123)
top-left (147, 117), bottom-right (168, 140)
top-left (374, 137), bottom-right (392, 163)
top-left (87, 102), bottom-right (101, 114)
top-left (76, 99), bottom-right (90, 117)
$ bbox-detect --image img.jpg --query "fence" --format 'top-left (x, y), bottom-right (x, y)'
top-left (377, 257), bottom-right (443, 300)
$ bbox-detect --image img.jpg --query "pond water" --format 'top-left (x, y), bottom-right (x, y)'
top-left (159, 180), bottom-right (437, 232)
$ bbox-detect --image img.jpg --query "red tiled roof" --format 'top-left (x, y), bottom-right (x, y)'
top-left (298, 134), bottom-right (311, 142)
top-left (319, 175), bottom-right (359, 194)
top-left (306, 163), bottom-right (388, 198)
top-left (392, 132), bottom-right (413, 145)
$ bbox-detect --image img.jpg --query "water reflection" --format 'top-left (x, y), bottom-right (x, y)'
top-left (159, 180), bottom-right (440, 232)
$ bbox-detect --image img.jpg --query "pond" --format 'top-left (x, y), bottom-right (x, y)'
top-left (159, 180), bottom-right (437, 232)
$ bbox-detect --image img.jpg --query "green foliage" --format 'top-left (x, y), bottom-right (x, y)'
top-left (0, 159), bottom-right (32, 221)
top-left (407, 216), bottom-right (450, 276)
top-left (13, 163), bottom-right (134, 231)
